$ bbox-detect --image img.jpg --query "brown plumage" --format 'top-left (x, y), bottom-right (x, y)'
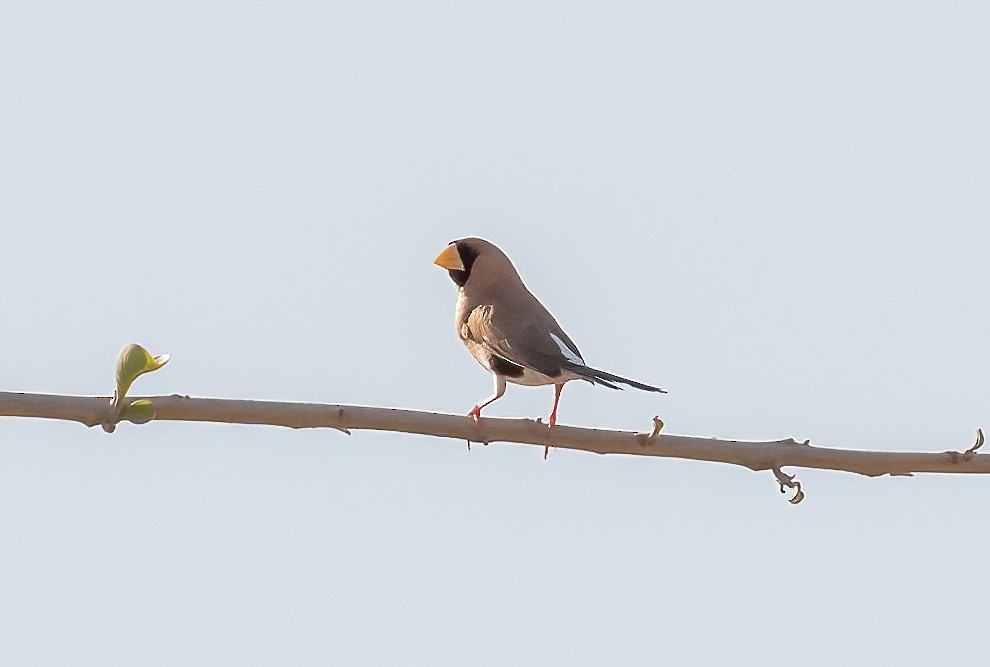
top-left (434, 238), bottom-right (665, 433)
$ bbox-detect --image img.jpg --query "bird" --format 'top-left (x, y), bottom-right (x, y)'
top-left (433, 237), bottom-right (665, 434)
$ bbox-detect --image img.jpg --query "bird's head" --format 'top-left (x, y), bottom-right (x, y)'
top-left (433, 237), bottom-right (518, 288)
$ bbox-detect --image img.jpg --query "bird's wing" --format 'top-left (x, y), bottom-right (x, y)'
top-left (465, 303), bottom-right (585, 378)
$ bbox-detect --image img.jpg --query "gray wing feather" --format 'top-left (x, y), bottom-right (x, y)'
top-left (464, 303), bottom-right (666, 393)
top-left (465, 303), bottom-right (583, 378)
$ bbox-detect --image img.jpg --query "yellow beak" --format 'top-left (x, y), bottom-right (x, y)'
top-left (433, 243), bottom-right (464, 271)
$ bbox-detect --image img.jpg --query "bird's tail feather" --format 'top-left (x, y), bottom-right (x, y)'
top-left (567, 364), bottom-right (666, 393)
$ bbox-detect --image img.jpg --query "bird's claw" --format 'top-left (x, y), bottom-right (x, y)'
top-left (467, 406), bottom-right (482, 423)
top-left (544, 417), bottom-right (556, 459)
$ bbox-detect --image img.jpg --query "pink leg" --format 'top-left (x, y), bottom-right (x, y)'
top-left (544, 383), bottom-right (565, 459)
top-left (548, 383), bottom-right (564, 428)
top-left (468, 374), bottom-right (506, 422)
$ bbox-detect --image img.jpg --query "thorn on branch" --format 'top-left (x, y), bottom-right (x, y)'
top-left (772, 466), bottom-right (805, 505)
top-left (964, 428), bottom-right (985, 460)
top-left (637, 415), bottom-right (664, 447)
top-left (944, 428), bottom-right (985, 464)
top-left (333, 408), bottom-right (351, 435)
top-left (466, 433), bottom-right (490, 452)
top-left (649, 416), bottom-right (664, 440)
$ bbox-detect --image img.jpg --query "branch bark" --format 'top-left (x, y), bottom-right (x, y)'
top-left (2, 391), bottom-right (986, 481)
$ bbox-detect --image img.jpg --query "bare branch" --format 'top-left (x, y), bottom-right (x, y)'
top-left (2, 392), bottom-right (988, 481)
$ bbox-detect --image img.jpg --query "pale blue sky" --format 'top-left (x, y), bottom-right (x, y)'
top-left (2, 1), bottom-right (989, 664)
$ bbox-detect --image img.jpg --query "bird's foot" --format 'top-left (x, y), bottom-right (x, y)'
top-left (467, 405), bottom-right (482, 422)
top-left (544, 413), bottom-right (558, 460)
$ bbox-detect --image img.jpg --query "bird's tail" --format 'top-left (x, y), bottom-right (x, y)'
top-left (566, 364), bottom-right (666, 393)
